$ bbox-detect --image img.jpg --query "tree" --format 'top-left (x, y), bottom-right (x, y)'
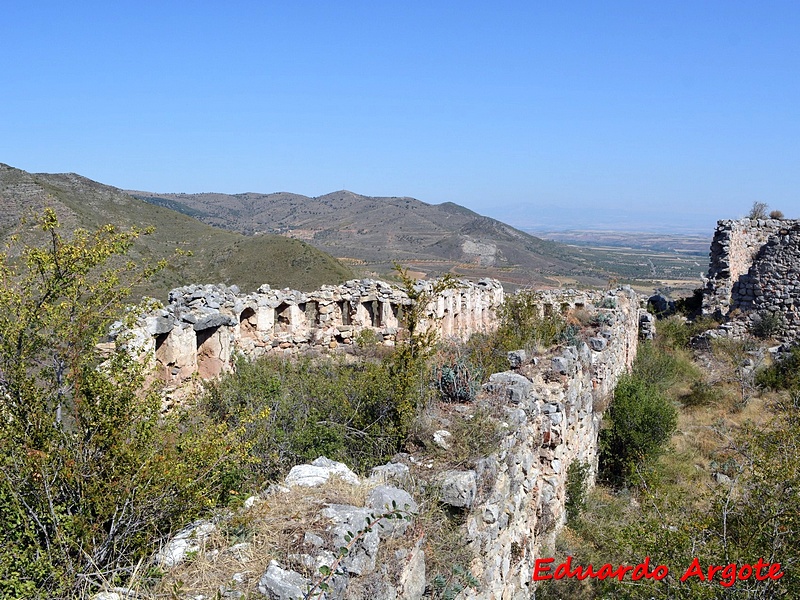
top-left (390, 265), bottom-right (460, 431)
top-left (748, 201), bottom-right (769, 220)
top-left (0, 210), bottom-right (237, 598)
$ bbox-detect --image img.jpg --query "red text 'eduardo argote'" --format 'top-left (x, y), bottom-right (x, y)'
top-left (533, 556), bottom-right (784, 588)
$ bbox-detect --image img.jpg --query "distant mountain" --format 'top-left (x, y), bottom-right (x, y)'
top-left (0, 164), bottom-right (353, 298)
top-left (130, 189), bottom-right (609, 287)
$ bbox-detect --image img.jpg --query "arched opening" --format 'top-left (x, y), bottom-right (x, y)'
top-left (337, 301), bottom-right (352, 326)
top-left (154, 332), bottom-right (171, 380)
top-left (274, 303), bottom-right (292, 334)
top-left (364, 300), bottom-right (382, 327)
top-left (305, 301), bottom-right (319, 326)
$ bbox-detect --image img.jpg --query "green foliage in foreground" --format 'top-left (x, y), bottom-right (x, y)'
top-left (465, 290), bottom-right (568, 377)
top-left (544, 394), bottom-right (800, 600)
top-left (202, 353), bottom-right (421, 483)
top-left (0, 212), bottom-right (242, 598)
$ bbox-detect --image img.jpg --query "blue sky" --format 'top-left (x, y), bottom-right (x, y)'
top-left (2, 1), bottom-right (798, 232)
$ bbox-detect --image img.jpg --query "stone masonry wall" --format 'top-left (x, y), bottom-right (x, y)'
top-left (150, 286), bottom-right (646, 600)
top-left (122, 278), bottom-right (504, 384)
top-left (703, 218), bottom-right (800, 341)
top-left (145, 285), bottom-right (648, 600)
top-left (460, 287), bottom-right (642, 599)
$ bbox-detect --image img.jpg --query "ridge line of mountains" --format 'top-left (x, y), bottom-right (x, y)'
top-left (1, 162), bottom-right (610, 299)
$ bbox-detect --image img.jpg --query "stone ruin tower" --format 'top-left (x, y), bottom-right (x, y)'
top-left (703, 217), bottom-right (800, 341)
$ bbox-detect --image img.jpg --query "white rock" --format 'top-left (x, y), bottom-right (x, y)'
top-left (284, 456), bottom-right (360, 487)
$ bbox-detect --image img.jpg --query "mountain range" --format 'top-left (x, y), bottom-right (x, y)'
top-left (1, 162), bottom-right (619, 298)
top-left (130, 189), bottom-right (608, 287)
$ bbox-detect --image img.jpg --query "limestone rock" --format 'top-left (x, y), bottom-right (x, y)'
top-left (256, 561), bottom-right (309, 599)
top-left (483, 372), bottom-right (532, 404)
top-left (438, 470), bottom-right (477, 508)
top-left (155, 520), bottom-right (216, 567)
top-left (369, 462), bottom-right (410, 485)
top-left (321, 504), bottom-right (380, 575)
top-left (285, 457), bottom-right (360, 487)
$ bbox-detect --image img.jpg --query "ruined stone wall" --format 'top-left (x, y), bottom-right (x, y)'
top-left (124, 278), bottom-right (504, 384)
top-left (703, 218), bottom-right (800, 341)
top-left (460, 287), bottom-right (643, 599)
top-left (148, 286), bottom-right (649, 599)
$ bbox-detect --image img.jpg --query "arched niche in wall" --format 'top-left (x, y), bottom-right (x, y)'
top-left (239, 307), bottom-right (258, 342)
top-left (274, 303), bottom-right (292, 334)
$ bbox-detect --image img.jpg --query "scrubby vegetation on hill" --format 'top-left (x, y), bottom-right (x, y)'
top-left (0, 163), bottom-right (354, 299)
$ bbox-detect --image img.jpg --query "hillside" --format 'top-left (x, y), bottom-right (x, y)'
top-left (130, 189), bottom-right (609, 287)
top-left (0, 164), bottom-right (354, 298)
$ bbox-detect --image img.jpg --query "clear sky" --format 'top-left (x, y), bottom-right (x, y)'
top-left (2, 1), bottom-right (798, 232)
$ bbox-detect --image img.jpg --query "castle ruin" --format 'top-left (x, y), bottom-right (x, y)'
top-left (703, 217), bottom-right (800, 340)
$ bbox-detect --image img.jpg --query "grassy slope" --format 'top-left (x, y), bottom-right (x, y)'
top-left (0, 164), bottom-right (353, 299)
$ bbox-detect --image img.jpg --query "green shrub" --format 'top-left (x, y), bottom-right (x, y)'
top-left (565, 461), bottom-right (590, 521)
top-left (681, 380), bottom-right (722, 407)
top-left (750, 310), bottom-right (784, 339)
top-left (202, 355), bottom-right (417, 482)
top-left (657, 314), bottom-right (720, 349)
top-left (0, 211), bottom-right (236, 597)
top-left (632, 341), bottom-right (699, 393)
top-left (599, 375), bottom-right (678, 487)
top-left (465, 291), bottom-right (567, 376)
top-left (756, 345), bottom-right (800, 391)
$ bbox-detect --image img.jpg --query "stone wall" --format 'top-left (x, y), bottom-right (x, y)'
top-left (123, 278), bottom-right (504, 384)
top-left (461, 287), bottom-right (643, 599)
top-left (150, 286), bottom-right (648, 600)
top-left (702, 218), bottom-right (800, 340)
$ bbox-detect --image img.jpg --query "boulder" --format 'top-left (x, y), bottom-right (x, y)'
top-left (438, 470), bottom-right (477, 508)
top-left (285, 457), bottom-right (360, 487)
top-left (256, 561), bottom-right (309, 599)
top-left (483, 372), bottom-right (532, 404)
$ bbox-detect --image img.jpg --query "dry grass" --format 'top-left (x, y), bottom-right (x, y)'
top-left (150, 477), bottom-right (371, 598)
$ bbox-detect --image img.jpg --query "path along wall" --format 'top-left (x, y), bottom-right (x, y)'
top-left (703, 218), bottom-right (800, 341)
top-left (121, 278), bottom-right (504, 384)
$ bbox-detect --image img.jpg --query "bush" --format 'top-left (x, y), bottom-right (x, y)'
top-left (750, 310), bottom-right (783, 339)
top-left (631, 341), bottom-right (699, 393)
top-left (0, 211), bottom-right (236, 597)
top-left (202, 354), bottom-right (415, 482)
top-left (465, 291), bottom-right (567, 376)
top-left (756, 345), bottom-right (800, 391)
top-left (565, 461), bottom-right (590, 521)
top-left (657, 314), bottom-right (720, 349)
top-left (748, 201), bottom-right (768, 220)
top-left (599, 374), bottom-right (677, 487)
top-left (681, 380), bottom-right (722, 407)
top-left (769, 209), bottom-right (785, 219)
